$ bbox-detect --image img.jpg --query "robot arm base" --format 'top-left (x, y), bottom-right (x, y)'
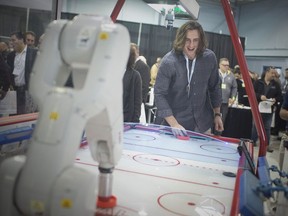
top-left (97, 170), bottom-right (117, 208)
top-left (97, 195), bottom-right (117, 208)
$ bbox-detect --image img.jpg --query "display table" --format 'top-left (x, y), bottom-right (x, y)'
top-left (222, 106), bottom-right (252, 139)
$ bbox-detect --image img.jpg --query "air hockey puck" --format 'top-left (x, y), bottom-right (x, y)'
top-left (223, 171), bottom-right (236, 177)
top-left (176, 135), bottom-right (189, 140)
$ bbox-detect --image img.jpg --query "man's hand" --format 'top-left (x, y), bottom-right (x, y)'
top-left (214, 115), bottom-right (224, 132)
top-left (228, 98), bottom-right (236, 106)
top-left (164, 116), bottom-right (188, 138)
top-left (260, 95), bottom-right (267, 101)
top-left (171, 124), bottom-right (188, 138)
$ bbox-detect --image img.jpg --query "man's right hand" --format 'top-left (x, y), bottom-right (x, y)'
top-left (165, 116), bottom-right (188, 138)
top-left (171, 126), bottom-right (188, 138)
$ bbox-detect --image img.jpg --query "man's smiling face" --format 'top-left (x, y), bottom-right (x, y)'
top-left (183, 29), bottom-right (199, 60)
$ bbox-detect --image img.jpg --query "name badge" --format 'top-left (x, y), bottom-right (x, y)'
top-left (221, 83), bottom-right (227, 89)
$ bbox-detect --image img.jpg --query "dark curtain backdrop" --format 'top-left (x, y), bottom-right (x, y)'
top-left (206, 32), bottom-right (245, 68)
top-left (0, 7), bottom-right (245, 67)
top-left (139, 24), bottom-right (177, 66)
top-left (117, 20), bottom-right (245, 68)
top-left (115, 20), bottom-right (140, 46)
top-left (0, 5), bottom-right (51, 44)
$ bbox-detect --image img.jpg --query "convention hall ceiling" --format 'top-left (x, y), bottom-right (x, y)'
top-left (142, 0), bottom-right (266, 5)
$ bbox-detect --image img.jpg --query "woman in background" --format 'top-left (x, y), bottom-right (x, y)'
top-left (123, 44), bottom-right (142, 122)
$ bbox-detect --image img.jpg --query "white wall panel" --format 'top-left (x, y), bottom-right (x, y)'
top-left (0, 0), bottom-right (52, 10)
top-left (238, 0), bottom-right (288, 57)
top-left (62, 0), bottom-right (159, 25)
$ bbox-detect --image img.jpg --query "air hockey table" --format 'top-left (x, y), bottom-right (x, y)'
top-left (76, 123), bottom-right (253, 216)
top-left (0, 115), bottom-right (253, 215)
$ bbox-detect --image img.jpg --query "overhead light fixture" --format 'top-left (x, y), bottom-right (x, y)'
top-left (179, 0), bottom-right (200, 20)
top-left (147, 0), bottom-right (199, 20)
top-left (148, 3), bottom-right (191, 20)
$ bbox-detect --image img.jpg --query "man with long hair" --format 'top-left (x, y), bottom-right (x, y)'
top-left (154, 20), bottom-right (223, 134)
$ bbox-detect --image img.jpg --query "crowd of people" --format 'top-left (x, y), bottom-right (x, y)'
top-left (1, 22), bottom-right (288, 154)
top-left (0, 31), bottom-right (40, 116)
top-left (124, 20), bottom-right (288, 154)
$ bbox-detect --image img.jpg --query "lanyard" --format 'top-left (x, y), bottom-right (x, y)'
top-left (185, 56), bottom-right (196, 98)
top-left (219, 71), bottom-right (227, 83)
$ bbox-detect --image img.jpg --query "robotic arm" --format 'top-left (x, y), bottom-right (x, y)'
top-left (0, 14), bottom-right (130, 216)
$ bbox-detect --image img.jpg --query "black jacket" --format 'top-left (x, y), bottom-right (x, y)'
top-left (236, 79), bottom-right (249, 106)
top-left (123, 67), bottom-right (142, 122)
top-left (0, 55), bottom-right (11, 92)
top-left (253, 78), bottom-right (282, 106)
top-left (134, 59), bottom-right (150, 103)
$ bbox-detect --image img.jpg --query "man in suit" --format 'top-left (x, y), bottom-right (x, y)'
top-left (25, 31), bottom-right (37, 48)
top-left (7, 31), bottom-right (37, 114)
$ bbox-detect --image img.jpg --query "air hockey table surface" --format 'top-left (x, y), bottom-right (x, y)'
top-left (76, 123), bottom-right (243, 216)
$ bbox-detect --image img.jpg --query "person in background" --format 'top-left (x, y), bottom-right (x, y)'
top-left (251, 67), bottom-right (282, 152)
top-left (274, 69), bottom-right (281, 85)
top-left (0, 41), bottom-right (10, 62)
top-left (122, 44), bottom-right (142, 123)
top-left (8, 39), bottom-right (14, 52)
top-left (249, 70), bottom-right (259, 82)
top-left (281, 68), bottom-right (288, 93)
top-left (25, 31), bottom-right (36, 48)
top-left (280, 68), bottom-right (288, 131)
top-left (272, 68), bottom-right (287, 137)
top-left (154, 20), bottom-right (223, 135)
top-left (7, 31), bottom-right (37, 114)
top-left (234, 67), bottom-right (249, 106)
top-left (131, 43), bottom-right (150, 104)
top-left (218, 58), bottom-right (237, 125)
top-left (279, 90), bottom-right (288, 170)
top-left (280, 90), bottom-right (288, 121)
top-left (0, 54), bottom-right (11, 101)
top-left (150, 57), bottom-right (161, 86)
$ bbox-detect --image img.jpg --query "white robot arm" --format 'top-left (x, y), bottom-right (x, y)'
top-left (0, 14), bottom-right (130, 216)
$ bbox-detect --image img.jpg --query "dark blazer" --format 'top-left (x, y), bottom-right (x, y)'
top-left (7, 47), bottom-right (37, 90)
top-left (134, 59), bottom-right (150, 103)
top-left (236, 79), bottom-right (249, 106)
top-left (0, 55), bottom-right (11, 92)
top-left (123, 67), bottom-right (142, 123)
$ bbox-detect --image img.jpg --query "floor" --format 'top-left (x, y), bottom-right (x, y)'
top-left (253, 134), bottom-right (287, 215)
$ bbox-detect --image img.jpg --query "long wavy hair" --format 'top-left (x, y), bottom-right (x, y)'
top-left (127, 44), bottom-right (137, 69)
top-left (173, 20), bottom-right (207, 56)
